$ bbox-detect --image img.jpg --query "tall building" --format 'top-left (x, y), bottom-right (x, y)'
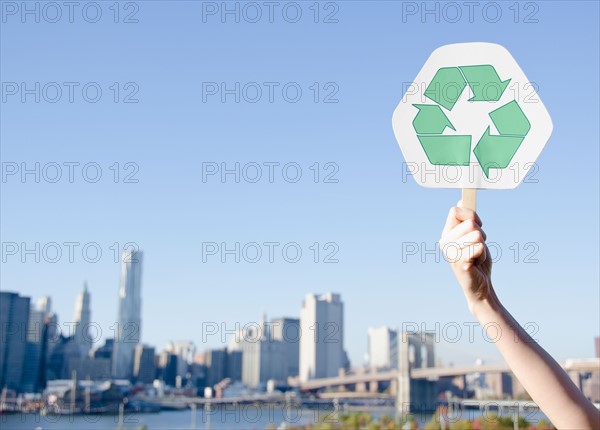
top-left (227, 349), bottom-right (243, 382)
top-left (94, 338), bottom-right (114, 361)
top-left (230, 317), bottom-right (287, 387)
top-left (36, 296), bottom-right (52, 314)
top-left (42, 312), bottom-right (61, 381)
top-left (133, 344), bottom-right (156, 384)
top-left (19, 296), bottom-right (58, 390)
top-left (203, 348), bottom-right (228, 387)
top-left (299, 293), bottom-right (345, 382)
top-left (196, 348), bottom-right (243, 386)
top-left (21, 307), bottom-right (45, 392)
top-left (47, 336), bottom-right (84, 380)
top-left (36, 297), bottom-right (59, 376)
top-left (73, 283), bottom-right (92, 354)
top-left (112, 250), bottom-right (143, 379)
top-left (165, 341), bottom-right (195, 381)
top-left (0, 292), bottom-right (31, 392)
top-left (271, 317), bottom-right (300, 378)
top-left (157, 351), bottom-right (178, 387)
top-left (368, 326), bottom-right (398, 370)
top-left (37, 311), bottom-right (59, 388)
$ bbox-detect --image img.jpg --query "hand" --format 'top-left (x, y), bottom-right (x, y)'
top-left (439, 203), bottom-right (492, 314)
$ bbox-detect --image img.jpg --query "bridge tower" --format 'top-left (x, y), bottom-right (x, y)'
top-left (396, 332), bottom-right (437, 416)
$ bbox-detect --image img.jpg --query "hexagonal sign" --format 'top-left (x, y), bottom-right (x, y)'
top-left (392, 42), bottom-right (553, 189)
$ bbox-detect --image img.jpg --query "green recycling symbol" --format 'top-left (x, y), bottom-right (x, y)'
top-left (412, 65), bottom-right (531, 178)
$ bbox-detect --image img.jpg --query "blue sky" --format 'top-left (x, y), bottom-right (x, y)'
top-left (1, 1), bottom-right (599, 367)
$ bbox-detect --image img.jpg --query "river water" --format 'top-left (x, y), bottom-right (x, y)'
top-left (0, 405), bottom-right (549, 429)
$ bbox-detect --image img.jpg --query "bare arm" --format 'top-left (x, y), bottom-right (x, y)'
top-left (439, 205), bottom-right (600, 430)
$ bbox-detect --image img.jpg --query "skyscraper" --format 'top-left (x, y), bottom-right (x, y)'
top-left (0, 292), bottom-right (31, 392)
top-left (36, 296), bottom-right (52, 314)
top-left (133, 344), bottom-right (156, 384)
top-left (36, 296), bottom-right (58, 359)
top-left (299, 293), bottom-right (345, 382)
top-left (21, 306), bottom-right (45, 392)
top-left (73, 283), bottom-right (91, 354)
top-left (229, 316), bottom-right (287, 387)
top-left (157, 351), bottom-right (178, 387)
top-left (112, 250), bottom-right (143, 379)
top-left (368, 326), bottom-right (398, 370)
top-left (164, 341), bottom-right (195, 381)
top-left (227, 349), bottom-right (243, 382)
top-left (202, 348), bottom-right (228, 387)
top-left (271, 317), bottom-right (300, 378)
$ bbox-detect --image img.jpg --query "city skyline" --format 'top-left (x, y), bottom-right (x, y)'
top-left (4, 273), bottom-right (600, 371)
top-left (2, 273), bottom-right (598, 412)
top-left (4, 246), bottom-right (599, 369)
top-left (6, 274), bottom-right (599, 376)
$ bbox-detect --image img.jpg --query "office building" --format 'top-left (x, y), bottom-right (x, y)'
top-left (157, 351), bottom-right (178, 387)
top-left (368, 326), bottom-right (398, 370)
top-left (133, 344), bottom-right (156, 384)
top-left (112, 250), bottom-right (143, 379)
top-left (271, 317), bottom-right (300, 378)
top-left (164, 341), bottom-right (195, 381)
top-left (203, 348), bottom-right (228, 387)
top-left (299, 293), bottom-right (345, 382)
top-left (227, 349), bottom-right (243, 382)
top-left (0, 292), bottom-right (31, 392)
top-left (21, 307), bottom-right (45, 392)
top-left (73, 283), bottom-right (92, 354)
top-left (230, 316), bottom-right (287, 387)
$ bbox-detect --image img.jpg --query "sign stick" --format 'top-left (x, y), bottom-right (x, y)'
top-left (461, 188), bottom-right (477, 211)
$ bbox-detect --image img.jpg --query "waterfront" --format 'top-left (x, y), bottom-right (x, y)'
top-left (3, 407), bottom-right (331, 430)
top-left (0, 405), bottom-right (552, 430)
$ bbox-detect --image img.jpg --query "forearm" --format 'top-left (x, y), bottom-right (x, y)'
top-left (472, 289), bottom-right (600, 430)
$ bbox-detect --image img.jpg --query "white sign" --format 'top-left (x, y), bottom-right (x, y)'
top-left (392, 42), bottom-right (553, 189)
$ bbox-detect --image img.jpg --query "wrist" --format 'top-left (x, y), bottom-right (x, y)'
top-left (470, 287), bottom-right (502, 320)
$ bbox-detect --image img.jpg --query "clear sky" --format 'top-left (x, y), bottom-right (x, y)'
top-left (1, 1), bottom-right (598, 367)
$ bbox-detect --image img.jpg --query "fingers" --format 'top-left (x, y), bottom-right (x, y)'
top-left (441, 203), bottom-right (482, 237)
top-left (443, 219), bottom-right (487, 245)
top-left (440, 217), bottom-right (487, 266)
top-left (443, 241), bottom-right (487, 270)
top-left (475, 242), bottom-right (488, 266)
top-left (460, 242), bottom-right (487, 270)
top-left (440, 228), bottom-right (485, 264)
top-left (454, 204), bottom-right (482, 226)
top-left (441, 203), bottom-right (487, 269)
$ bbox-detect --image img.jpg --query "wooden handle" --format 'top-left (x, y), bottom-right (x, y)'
top-left (461, 188), bottom-right (477, 211)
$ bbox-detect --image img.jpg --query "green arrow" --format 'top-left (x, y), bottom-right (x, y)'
top-left (417, 135), bottom-right (472, 166)
top-left (489, 100), bottom-right (531, 136)
top-left (424, 67), bottom-right (467, 111)
top-left (459, 65), bottom-right (510, 102)
top-left (412, 104), bottom-right (456, 134)
top-left (473, 127), bottom-right (524, 177)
